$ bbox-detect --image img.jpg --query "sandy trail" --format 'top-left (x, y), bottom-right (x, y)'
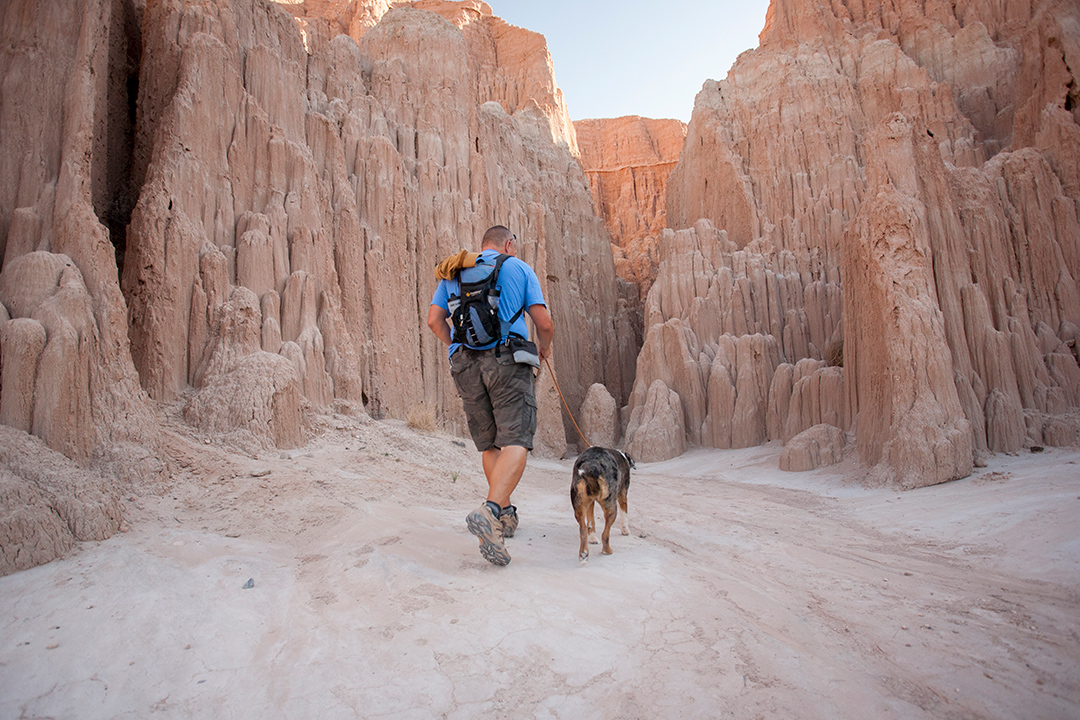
top-left (1, 414), bottom-right (1078, 719)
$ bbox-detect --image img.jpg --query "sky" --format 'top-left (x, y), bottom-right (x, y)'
top-left (487, 0), bottom-right (774, 123)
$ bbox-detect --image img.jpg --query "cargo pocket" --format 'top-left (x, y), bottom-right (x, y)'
top-left (522, 392), bottom-right (538, 441)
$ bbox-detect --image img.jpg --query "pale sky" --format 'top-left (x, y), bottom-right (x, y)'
top-left (487, 0), bottom-right (773, 122)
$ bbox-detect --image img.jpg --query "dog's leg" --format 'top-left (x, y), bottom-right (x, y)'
top-left (600, 500), bottom-right (617, 554)
top-left (586, 498), bottom-right (598, 545)
top-left (618, 492), bottom-right (630, 536)
top-left (575, 504), bottom-right (590, 562)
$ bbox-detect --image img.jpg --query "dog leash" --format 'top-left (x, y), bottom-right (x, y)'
top-left (542, 355), bottom-right (592, 449)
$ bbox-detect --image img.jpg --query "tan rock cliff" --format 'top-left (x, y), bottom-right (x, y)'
top-left (631, 0), bottom-right (1080, 485)
top-left (0, 0), bottom-right (165, 475)
top-left (118, 0), bottom-right (632, 436)
top-left (0, 0), bottom-right (634, 574)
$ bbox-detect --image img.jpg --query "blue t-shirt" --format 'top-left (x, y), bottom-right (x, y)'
top-left (431, 249), bottom-right (546, 358)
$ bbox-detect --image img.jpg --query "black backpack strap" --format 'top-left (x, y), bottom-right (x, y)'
top-left (495, 254), bottom-right (531, 342)
top-left (506, 304), bottom-right (526, 333)
top-left (489, 253), bottom-right (509, 281)
top-left (486, 253), bottom-right (531, 350)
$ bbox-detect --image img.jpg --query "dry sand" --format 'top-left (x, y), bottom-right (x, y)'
top-left (1, 413), bottom-right (1078, 719)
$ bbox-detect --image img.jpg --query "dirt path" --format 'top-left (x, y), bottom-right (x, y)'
top-left (1, 416), bottom-right (1078, 719)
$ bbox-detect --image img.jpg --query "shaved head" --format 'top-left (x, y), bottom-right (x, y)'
top-left (481, 225), bottom-right (515, 249)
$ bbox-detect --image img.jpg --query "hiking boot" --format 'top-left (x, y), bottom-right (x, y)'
top-left (466, 503), bottom-right (511, 566)
top-left (500, 505), bottom-right (518, 538)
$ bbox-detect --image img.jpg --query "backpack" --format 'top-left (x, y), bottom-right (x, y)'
top-left (446, 254), bottom-right (525, 347)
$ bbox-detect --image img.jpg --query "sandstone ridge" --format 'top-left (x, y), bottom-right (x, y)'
top-left (628, 0), bottom-right (1080, 486)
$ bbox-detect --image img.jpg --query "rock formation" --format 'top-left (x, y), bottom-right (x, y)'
top-left (0, 0), bottom-right (166, 477)
top-left (575, 116), bottom-right (686, 295)
top-left (0, 425), bottom-right (125, 574)
top-left (625, 378), bottom-right (687, 463)
top-left (573, 116), bottom-right (686, 397)
top-left (121, 0), bottom-right (633, 433)
top-left (574, 116), bottom-right (683, 359)
top-left (0, 0), bottom-right (636, 573)
top-left (622, 219), bottom-right (845, 459)
top-left (629, 0), bottom-right (1080, 485)
top-left (779, 424), bottom-right (846, 472)
top-left (579, 382), bottom-right (618, 449)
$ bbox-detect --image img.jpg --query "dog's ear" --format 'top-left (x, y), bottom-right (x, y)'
top-left (627, 454), bottom-right (636, 469)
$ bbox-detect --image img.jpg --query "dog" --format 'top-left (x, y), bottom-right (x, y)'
top-left (570, 446), bottom-right (634, 562)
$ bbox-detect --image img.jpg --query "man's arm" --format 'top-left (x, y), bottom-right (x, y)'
top-left (526, 304), bottom-right (554, 362)
top-left (427, 304), bottom-right (452, 346)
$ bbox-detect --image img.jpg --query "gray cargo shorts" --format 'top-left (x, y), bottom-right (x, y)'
top-left (450, 346), bottom-right (537, 452)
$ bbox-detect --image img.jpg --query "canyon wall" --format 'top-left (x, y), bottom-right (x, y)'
top-left (575, 116), bottom-right (686, 297)
top-left (0, 0), bottom-right (169, 572)
top-left (0, 0), bottom-right (635, 573)
top-left (123, 0), bottom-right (634, 439)
top-left (574, 116), bottom-right (686, 383)
top-left (629, 0), bottom-right (1080, 486)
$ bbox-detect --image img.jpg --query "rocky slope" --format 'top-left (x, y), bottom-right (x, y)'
top-left (627, 0), bottom-right (1080, 486)
top-left (0, 0), bottom-right (635, 574)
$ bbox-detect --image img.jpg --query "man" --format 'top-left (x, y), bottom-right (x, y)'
top-left (427, 225), bottom-right (554, 566)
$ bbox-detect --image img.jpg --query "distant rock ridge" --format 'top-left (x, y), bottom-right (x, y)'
top-left (574, 116), bottom-right (686, 364)
top-left (574, 116), bottom-right (686, 299)
top-left (575, 116), bottom-right (686, 247)
top-left (628, 0), bottom-right (1080, 486)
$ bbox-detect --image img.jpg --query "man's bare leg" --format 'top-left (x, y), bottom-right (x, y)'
top-left (481, 445), bottom-right (528, 507)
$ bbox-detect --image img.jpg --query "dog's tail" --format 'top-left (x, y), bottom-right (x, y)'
top-left (575, 461), bottom-right (606, 496)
